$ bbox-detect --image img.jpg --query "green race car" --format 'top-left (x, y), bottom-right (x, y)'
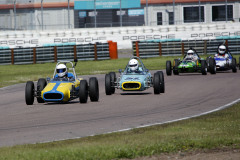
top-left (166, 49), bottom-right (216, 76)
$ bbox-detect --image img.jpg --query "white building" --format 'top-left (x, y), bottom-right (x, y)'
top-left (0, 0), bottom-right (239, 30)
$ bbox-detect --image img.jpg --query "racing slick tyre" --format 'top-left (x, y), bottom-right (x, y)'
top-left (157, 71), bottom-right (165, 93)
top-left (153, 72), bottom-right (161, 94)
top-left (37, 78), bottom-right (47, 103)
top-left (173, 59), bottom-right (179, 75)
top-left (25, 81), bottom-right (35, 105)
top-left (89, 77), bottom-right (99, 102)
top-left (166, 61), bottom-right (172, 76)
top-left (206, 57), bottom-right (210, 72)
top-left (79, 80), bottom-right (88, 103)
top-left (201, 60), bottom-right (207, 75)
top-left (239, 57), bottom-right (240, 70)
top-left (109, 72), bottom-right (116, 94)
top-left (232, 58), bottom-right (237, 73)
top-left (209, 58), bottom-right (216, 74)
top-left (105, 74), bottom-right (112, 95)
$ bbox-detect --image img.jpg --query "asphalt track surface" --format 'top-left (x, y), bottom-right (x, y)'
top-left (0, 70), bottom-right (240, 147)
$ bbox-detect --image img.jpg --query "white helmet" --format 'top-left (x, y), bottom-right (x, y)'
top-left (56, 64), bottom-right (67, 78)
top-left (129, 59), bottom-right (139, 71)
top-left (187, 49), bottom-right (194, 58)
top-left (218, 45), bottom-right (226, 55)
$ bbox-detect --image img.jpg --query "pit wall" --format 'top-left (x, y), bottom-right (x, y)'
top-left (0, 22), bottom-right (240, 50)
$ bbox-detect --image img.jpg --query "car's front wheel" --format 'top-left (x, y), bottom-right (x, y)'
top-left (173, 59), bottom-right (179, 75)
top-left (37, 78), bottom-right (47, 103)
top-left (157, 71), bottom-right (165, 93)
top-left (209, 58), bottom-right (216, 74)
top-left (201, 60), bottom-right (207, 75)
top-left (232, 58), bottom-right (237, 73)
top-left (166, 61), bottom-right (172, 76)
top-left (105, 74), bottom-right (112, 95)
top-left (109, 72), bottom-right (116, 94)
top-left (89, 77), bottom-right (99, 102)
top-left (79, 80), bottom-right (88, 103)
top-left (153, 72), bottom-right (161, 94)
top-left (25, 81), bottom-right (35, 105)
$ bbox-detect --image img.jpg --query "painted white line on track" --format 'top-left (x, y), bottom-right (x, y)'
top-left (40, 98), bottom-right (240, 145)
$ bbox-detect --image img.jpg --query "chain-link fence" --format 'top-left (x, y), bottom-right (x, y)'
top-left (0, 0), bottom-right (238, 31)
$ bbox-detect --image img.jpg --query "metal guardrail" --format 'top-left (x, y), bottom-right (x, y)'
top-left (0, 43), bottom-right (110, 65)
top-left (132, 38), bottom-right (240, 58)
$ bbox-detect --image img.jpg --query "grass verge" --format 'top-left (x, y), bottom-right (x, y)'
top-left (0, 102), bottom-right (239, 159)
top-left (1, 54), bottom-right (239, 88)
top-left (0, 56), bottom-right (181, 88)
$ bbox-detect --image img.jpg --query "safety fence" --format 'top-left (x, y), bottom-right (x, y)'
top-left (0, 42), bottom-right (118, 65)
top-left (132, 38), bottom-right (240, 58)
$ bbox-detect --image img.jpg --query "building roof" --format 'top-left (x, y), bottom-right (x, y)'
top-left (141, 0), bottom-right (238, 4)
top-left (0, 0), bottom-right (238, 10)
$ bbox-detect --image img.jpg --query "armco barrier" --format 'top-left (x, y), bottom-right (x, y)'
top-left (0, 42), bottom-right (118, 65)
top-left (133, 38), bottom-right (240, 57)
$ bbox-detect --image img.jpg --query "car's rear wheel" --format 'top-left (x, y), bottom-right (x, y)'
top-left (37, 78), bottom-right (47, 103)
top-left (239, 57), bottom-right (240, 70)
top-left (157, 71), bottom-right (165, 93)
top-left (166, 61), bottom-right (172, 76)
top-left (105, 74), bottom-right (112, 95)
top-left (109, 72), bottom-right (116, 94)
top-left (153, 72), bottom-right (161, 94)
top-left (173, 59), bottom-right (179, 75)
top-left (89, 77), bottom-right (99, 102)
top-left (201, 60), bottom-right (207, 75)
top-left (209, 58), bottom-right (216, 74)
top-left (206, 57), bottom-right (210, 72)
top-left (25, 81), bottom-right (35, 105)
top-left (232, 58), bottom-right (237, 73)
top-left (79, 80), bottom-right (88, 103)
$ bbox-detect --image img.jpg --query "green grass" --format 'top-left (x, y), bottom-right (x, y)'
top-left (0, 56), bottom-right (180, 88)
top-left (1, 54), bottom-right (239, 88)
top-left (0, 102), bottom-right (239, 160)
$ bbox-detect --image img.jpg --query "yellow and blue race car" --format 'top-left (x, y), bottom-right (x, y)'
top-left (25, 59), bottom-right (99, 105)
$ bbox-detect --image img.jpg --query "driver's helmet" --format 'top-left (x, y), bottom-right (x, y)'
top-left (56, 64), bottom-right (68, 78)
top-left (186, 49), bottom-right (194, 59)
top-left (218, 45), bottom-right (226, 55)
top-left (129, 59), bottom-right (139, 72)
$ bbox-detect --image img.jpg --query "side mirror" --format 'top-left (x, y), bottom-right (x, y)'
top-left (119, 69), bottom-right (122, 73)
top-left (46, 77), bottom-right (51, 82)
top-left (146, 69), bottom-right (149, 72)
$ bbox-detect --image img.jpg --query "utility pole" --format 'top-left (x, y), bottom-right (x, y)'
top-left (146, 0), bottom-right (148, 26)
top-left (199, 0), bottom-right (201, 23)
top-left (225, 0), bottom-right (228, 22)
top-left (120, 0), bottom-right (122, 27)
top-left (14, 0), bottom-right (16, 31)
top-left (173, 0), bottom-right (175, 24)
top-left (68, 0), bottom-right (70, 29)
top-left (94, 0), bottom-right (96, 28)
top-left (41, 0), bottom-right (43, 30)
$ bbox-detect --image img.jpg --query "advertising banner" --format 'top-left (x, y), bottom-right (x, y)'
top-left (128, 9), bottom-right (144, 16)
top-left (74, 0), bottom-right (141, 10)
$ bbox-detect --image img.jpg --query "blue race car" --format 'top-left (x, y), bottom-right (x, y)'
top-left (25, 59), bottom-right (99, 105)
top-left (206, 45), bottom-right (237, 73)
top-left (105, 56), bottom-right (165, 95)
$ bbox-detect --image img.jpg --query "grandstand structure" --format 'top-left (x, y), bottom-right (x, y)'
top-left (0, 0), bottom-right (239, 30)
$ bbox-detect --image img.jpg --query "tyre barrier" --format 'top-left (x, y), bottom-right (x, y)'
top-left (0, 42), bottom-right (118, 65)
top-left (133, 38), bottom-right (240, 58)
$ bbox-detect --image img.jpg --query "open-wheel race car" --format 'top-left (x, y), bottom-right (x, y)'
top-left (166, 48), bottom-right (216, 76)
top-left (25, 59), bottom-right (99, 105)
top-left (105, 56), bottom-right (165, 95)
top-left (206, 44), bottom-right (238, 73)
